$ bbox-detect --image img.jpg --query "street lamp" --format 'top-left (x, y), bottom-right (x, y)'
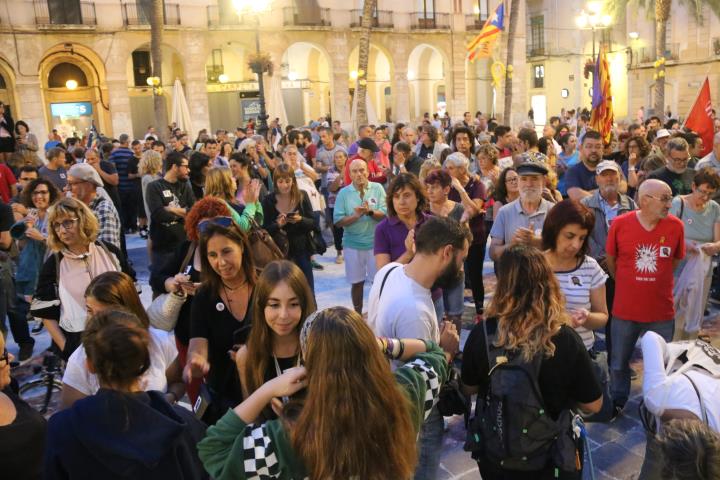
top-left (575, 3), bottom-right (612, 61)
top-left (233, 0), bottom-right (272, 136)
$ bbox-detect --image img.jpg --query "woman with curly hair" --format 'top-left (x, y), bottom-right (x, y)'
top-left (622, 135), bottom-right (652, 195)
top-left (461, 244), bottom-right (603, 479)
top-left (199, 306), bottom-right (452, 480)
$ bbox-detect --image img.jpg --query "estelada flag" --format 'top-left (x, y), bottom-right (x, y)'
top-left (590, 48), bottom-right (614, 144)
top-left (467, 3), bottom-right (504, 62)
top-left (684, 78), bottom-right (714, 157)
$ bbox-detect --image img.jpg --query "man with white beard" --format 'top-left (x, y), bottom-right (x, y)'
top-left (489, 159), bottom-right (554, 261)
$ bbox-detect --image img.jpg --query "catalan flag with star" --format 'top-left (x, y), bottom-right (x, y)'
top-left (467, 2), bottom-right (505, 62)
top-left (590, 47), bottom-right (614, 144)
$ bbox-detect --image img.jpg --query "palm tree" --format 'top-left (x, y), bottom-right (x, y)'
top-left (355, 0), bottom-right (376, 126)
top-left (150, 0), bottom-right (168, 140)
top-left (503, 0), bottom-right (520, 125)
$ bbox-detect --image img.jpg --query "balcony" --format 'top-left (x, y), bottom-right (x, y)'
top-left (122, 2), bottom-right (180, 26)
top-left (349, 9), bottom-right (393, 28)
top-left (207, 5), bottom-right (241, 27)
top-left (410, 12), bottom-right (450, 30)
top-left (282, 6), bottom-right (330, 27)
top-left (634, 43), bottom-right (680, 64)
top-left (33, 0), bottom-right (96, 26)
top-left (465, 13), bottom-right (488, 31)
top-left (526, 42), bottom-right (550, 58)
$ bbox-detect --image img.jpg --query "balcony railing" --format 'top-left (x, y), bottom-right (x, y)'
top-left (33, 0), bottom-right (96, 25)
top-left (207, 5), bottom-right (241, 27)
top-left (349, 9), bottom-right (393, 28)
top-left (122, 2), bottom-right (180, 26)
top-left (526, 42), bottom-right (550, 57)
top-left (634, 43), bottom-right (680, 64)
top-left (465, 13), bottom-right (488, 30)
top-left (410, 12), bottom-right (450, 30)
top-left (282, 6), bottom-right (330, 27)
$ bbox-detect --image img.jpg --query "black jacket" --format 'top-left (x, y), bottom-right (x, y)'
top-left (261, 190), bottom-right (315, 257)
top-left (44, 389), bottom-right (208, 480)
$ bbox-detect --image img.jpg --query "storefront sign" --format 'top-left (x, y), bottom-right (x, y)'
top-left (241, 98), bottom-right (261, 122)
top-left (50, 102), bottom-right (93, 118)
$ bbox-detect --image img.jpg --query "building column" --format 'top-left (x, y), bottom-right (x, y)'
top-left (449, 35), bottom-right (469, 121)
top-left (15, 77), bottom-right (48, 147)
top-left (184, 73), bottom-right (211, 135)
top-left (326, 33), bottom-right (351, 127)
top-left (105, 78), bottom-right (133, 137)
top-left (389, 37), bottom-right (410, 124)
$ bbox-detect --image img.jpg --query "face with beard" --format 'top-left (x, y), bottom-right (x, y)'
top-left (176, 159), bottom-right (190, 181)
top-left (518, 174), bottom-right (544, 203)
top-left (596, 170), bottom-right (619, 198)
top-left (432, 240), bottom-right (468, 290)
top-left (581, 137), bottom-right (603, 167)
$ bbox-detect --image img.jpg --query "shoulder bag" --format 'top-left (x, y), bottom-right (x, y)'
top-left (247, 217), bottom-right (287, 270)
top-left (147, 243), bottom-right (195, 331)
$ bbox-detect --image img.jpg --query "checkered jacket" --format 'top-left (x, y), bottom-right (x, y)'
top-left (198, 344), bottom-right (448, 480)
top-left (90, 195), bottom-right (121, 251)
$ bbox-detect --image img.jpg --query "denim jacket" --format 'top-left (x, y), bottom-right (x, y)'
top-left (581, 191), bottom-right (636, 259)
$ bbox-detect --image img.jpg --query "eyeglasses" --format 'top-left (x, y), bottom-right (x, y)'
top-left (179, 163), bottom-right (190, 169)
top-left (32, 189), bottom-right (50, 196)
top-left (646, 194), bottom-right (673, 204)
top-left (198, 216), bottom-right (235, 235)
top-left (670, 156), bottom-right (689, 163)
top-left (52, 218), bottom-right (79, 231)
top-left (696, 188), bottom-right (716, 198)
top-left (0, 349), bottom-right (9, 366)
top-left (505, 177), bottom-right (519, 184)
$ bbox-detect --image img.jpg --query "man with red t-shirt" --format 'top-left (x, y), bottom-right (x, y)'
top-left (606, 179), bottom-right (684, 414)
top-left (0, 162), bottom-right (17, 203)
top-left (343, 137), bottom-right (387, 186)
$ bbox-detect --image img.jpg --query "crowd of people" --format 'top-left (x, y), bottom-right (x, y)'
top-left (1, 100), bottom-right (720, 479)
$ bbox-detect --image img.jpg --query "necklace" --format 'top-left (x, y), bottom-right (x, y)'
top-left (222, 279), bottom-right (246, 291)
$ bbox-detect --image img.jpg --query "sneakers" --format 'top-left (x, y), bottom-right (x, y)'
top-left (31, 320), bottom-right (44, 335)
top-left (18, 342), bottom-right (34, 363)
top-left (311, 259), bottom-right (324, 270)
top-left (335, 254), bottom-right (344, 264)
top-left (139, 226), bottom-right (149, 239)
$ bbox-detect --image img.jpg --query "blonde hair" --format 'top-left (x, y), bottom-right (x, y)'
top-left (139, 150), bottom-right (162, 176)
top-left (487, 245), bottom-right (568, 361)
top-left (47, 197), bottom-right (99, 252)
top-left (419, 158), bottom-right (441, 182)
top-left (204, 167), bottom-right (236, 203)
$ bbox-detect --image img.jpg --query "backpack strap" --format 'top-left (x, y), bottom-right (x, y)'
top-left (679, 198), bottom-right (685, 220)
top-left (179, 242), bottom-right (196, 275)
top-left (379, 265), bottom-right (400, 299)
top-left (682, 372), bottom-right (708, 424)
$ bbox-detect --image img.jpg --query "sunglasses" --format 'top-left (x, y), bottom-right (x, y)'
top-left (0, 349), bottom-right (9, 366)
top-left (198, 216), bottom-right (235, 235)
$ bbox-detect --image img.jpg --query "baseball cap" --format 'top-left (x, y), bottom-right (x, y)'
top-left (656, 128), bottom-right (671, 139)
top-left (596, 160), bottom-right (621, 174)
top-left (68, 163), bottom-right (103, 187)
top-left (516, 158), bottom-right (549, 176)
top-left (357, 137), bottom-right (380, 153)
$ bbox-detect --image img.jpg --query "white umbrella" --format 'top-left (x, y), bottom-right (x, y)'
top-left (171, 78), bottom-right (194, 136)
top-left (267, 74), bottom-right (288, 131)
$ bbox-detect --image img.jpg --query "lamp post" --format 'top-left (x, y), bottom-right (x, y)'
top-left (575, 2), bottom-right (612, 62)
top-left (233, 0), bottom-right (272, 136)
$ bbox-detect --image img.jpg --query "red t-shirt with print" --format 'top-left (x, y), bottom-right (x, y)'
top-left (0, 163), bottom-right (16, 203)
top-left (606, 211), bottom-right (685, 322)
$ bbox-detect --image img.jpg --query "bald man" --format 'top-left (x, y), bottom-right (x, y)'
top-left (605, 179), bottom-right (685, 417)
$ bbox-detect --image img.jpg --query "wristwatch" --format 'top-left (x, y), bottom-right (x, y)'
top-left (366, 209), bottom-right (374, 217)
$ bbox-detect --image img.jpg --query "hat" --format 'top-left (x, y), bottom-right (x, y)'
top-left (516, 158), bottom-right (549, 176)
top-left (656, 128), bottom-right (671, 139)
top-left (68, 163), bottom-right (103, 187)
top-left (309, 121), bottom-right (320, 129)
top-left (357, 137), bottom-right (380, 153)
top-left (596, 160), bottom-right (621, 174)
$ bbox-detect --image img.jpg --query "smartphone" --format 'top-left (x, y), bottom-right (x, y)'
top-left (194, 383), bottom-right (212, 419)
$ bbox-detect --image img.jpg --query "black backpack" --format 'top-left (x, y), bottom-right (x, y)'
top-left (464, 347), bottom-right (580, 474)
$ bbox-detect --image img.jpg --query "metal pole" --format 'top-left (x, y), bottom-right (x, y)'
top-left (255, 18), bottom-right (269, 137)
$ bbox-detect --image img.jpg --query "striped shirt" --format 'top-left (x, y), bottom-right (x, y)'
top-left (553, 255), bottom-right (607, 349)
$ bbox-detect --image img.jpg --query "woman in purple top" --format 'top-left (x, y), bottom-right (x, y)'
top-left (373, 173), bottom-right (429, 270)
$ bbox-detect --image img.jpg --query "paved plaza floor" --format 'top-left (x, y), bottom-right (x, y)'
top-left (8, 234), bottom-right (720, 479)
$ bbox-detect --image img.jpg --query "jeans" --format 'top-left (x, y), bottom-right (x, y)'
top-left (6, 293), bottom-right (33, 347)
top-left (327, 207), bottom-right (343, 253)
top-left (466, 241), bottom-right (486, 314)
top-left (414, 405), bottom-right (444, 480)
top-left (610, 317), bottom-right (674, 406)
top-left (292, 251), bottom-right (315, 294)
top-left (0, 262), bottom-right (33, 347)
top-left (119, 188), bottom-right (138, 231)
top-left (583, 350), bottom-right (614, 422)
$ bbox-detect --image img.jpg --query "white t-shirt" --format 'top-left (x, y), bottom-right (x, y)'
top-left (367, 262), bottom-right (439, 343)
top-left (62, 328), bottom-right (178, 395)
top-left (641, 331), bottom-right (720, 432)
top-left (552, 256), bottom-right (607, 350)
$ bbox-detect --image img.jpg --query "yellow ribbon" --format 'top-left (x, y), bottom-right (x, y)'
top-left (490, 61), bottom-right (506, 87)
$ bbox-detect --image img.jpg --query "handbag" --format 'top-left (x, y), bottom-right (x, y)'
top-left (247, 217), bottom-right (286, 270)
top-left (147, 243), bottom-right (195, 331)
top-left (309, 227), bottom-right (327, 255)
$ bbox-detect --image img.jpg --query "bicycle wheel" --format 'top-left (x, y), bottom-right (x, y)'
top-left (18, 378), bottom-right (63, 414)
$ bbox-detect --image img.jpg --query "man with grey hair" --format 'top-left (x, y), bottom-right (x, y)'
top-left (648, 136), bottom-right (695, 196)
top-left (606, 179), bottom-right (684, 416)
top-left (489, 159), bottom-right (553, 261)
top-left (401, 126), bottom-right (418, 147)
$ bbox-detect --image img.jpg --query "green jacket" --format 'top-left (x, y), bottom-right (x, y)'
top-left (198, 343), bottom-right (448, 480)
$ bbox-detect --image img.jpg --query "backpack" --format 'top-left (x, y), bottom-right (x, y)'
top-left (464, 347), bottom-right (580, 473)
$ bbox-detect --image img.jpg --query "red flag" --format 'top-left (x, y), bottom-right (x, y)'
top-left (684, 78), bottom-right (714, 157)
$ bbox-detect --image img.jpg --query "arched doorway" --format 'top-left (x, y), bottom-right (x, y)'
top-left (126, 44), bottom-right (185, 139)
top-left (465, 57), bottom-right (493, 117)
top-left (0, 60), bottom-right (18, 119)
top-left (407, 44), bottom-right (448, 122)
top-left (39, 45), bottom-right (108, 139)
top-left (348, 44), bottom-right (393, 123)
top-left (205, 43), bottom-right (256, 132)
top-left (280, 42), bottom-right (332, 126)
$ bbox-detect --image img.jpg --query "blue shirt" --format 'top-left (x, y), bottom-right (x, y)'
top-left (333, 182), bottom-right (387, 250)
top-left (565, 160), bottom-right (597, 193)
top-left (109, 147), bottom-right (136, 192)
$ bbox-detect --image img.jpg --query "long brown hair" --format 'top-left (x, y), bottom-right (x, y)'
top-left (290, 307), bottom-right (417, 480)
top-left (487, 245), bottom-right (568, 361)
top-left (273, 163), bottom-right (301, 208)
top-left (199, 222), bottom-right (257, 295)
top-left (85, 271), bottom-right (150, 329)
top-left (244, 261), bottom-right (316, 397)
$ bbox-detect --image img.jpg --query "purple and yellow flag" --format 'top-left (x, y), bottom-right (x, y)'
top-left (590, 48), bottom-right (614, 144)
top-left (467, 3), bottom-right (505, 62)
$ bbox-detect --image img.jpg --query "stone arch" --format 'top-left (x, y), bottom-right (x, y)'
top-left (348, 43), bottom-right (395, 123)
top-left (0, 57), bottom-right (19, 117)
top-left (280, 41), bottom-right (333, 125)
top-left (408, 43), bottom-right (449, 121)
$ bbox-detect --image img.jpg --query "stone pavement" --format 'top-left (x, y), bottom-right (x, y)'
top-left (8, 234), bottom-right (720, 479)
